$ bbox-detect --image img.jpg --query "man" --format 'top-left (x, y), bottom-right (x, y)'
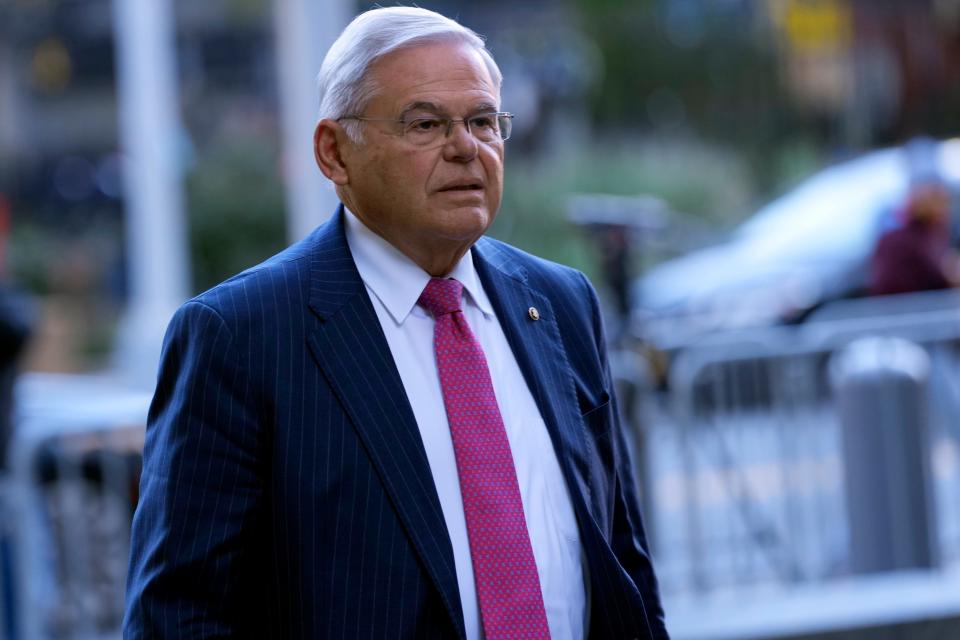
top-left (0, 199), bottom-right (32, 473)
top-left (870, 180), bottom-right (959, 296)
top-left (125, 7), bottom-right (667, 639)
top-left (0, 197), bottom-right (32, 640)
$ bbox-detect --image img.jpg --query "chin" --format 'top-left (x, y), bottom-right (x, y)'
top-left (454, 209), bottom-right (494, 237)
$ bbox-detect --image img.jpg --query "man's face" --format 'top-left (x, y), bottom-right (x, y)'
top-left (909, 183), bottom-right (950, 227)
top-left (336, 40), bottom-right (504, 274)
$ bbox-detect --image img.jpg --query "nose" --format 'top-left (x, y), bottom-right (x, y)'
top-left (442, 120), bottom-right (479, 162)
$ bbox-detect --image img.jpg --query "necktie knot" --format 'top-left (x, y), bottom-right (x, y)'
top-left (418, 277), bottom-right (463, 317)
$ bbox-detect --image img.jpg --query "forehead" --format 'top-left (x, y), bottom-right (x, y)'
top-left (366, 40), bottom-right (499, 114)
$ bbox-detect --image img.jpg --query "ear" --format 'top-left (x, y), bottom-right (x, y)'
top-left (314, 119), bottom-right (350, 185)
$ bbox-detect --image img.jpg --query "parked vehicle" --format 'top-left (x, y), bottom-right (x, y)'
top-left (634, 139), bottom-right (960, 350)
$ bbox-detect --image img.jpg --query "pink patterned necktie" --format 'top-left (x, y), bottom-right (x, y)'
top-left (418, 277), bottom-right (551, 640)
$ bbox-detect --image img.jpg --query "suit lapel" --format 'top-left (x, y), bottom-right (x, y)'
top-left (305, 208), bottom-right (465, 638)
top-left (471, 240), bottom-right (595, 515)
top-left (474, 241), bottom-right (642, 635)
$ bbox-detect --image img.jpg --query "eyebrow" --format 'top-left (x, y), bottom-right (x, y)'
top-left (399, 101), bottom-right (500, 118)
top-left (399, 101), bottom-right (443, 118)
top-left (471, 102), bottom-right (500, 114)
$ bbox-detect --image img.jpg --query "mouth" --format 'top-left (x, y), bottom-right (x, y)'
top-left (437, 180), bottom-right (484, 193)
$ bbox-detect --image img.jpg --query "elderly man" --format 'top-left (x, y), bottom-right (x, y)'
top-left (124, 7), bottom-right (666, 640)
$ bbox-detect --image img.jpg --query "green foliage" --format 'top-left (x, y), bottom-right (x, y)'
top-left (185, 137), bottom-right (287, 294)
top-left (570, 0), bottom-right (800, 193)
top-left (9, 223), bottom-right (54, 294)
top-left (181, 136), bottom-right (756, 297)
top-left (491, 138), bottom-right (752, 277)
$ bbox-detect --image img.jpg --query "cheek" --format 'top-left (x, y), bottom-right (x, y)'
top-left (483, 151), bottom-right (504, 200)
top-left (385, 153), bottom-right (434, 199)
top-left (364, 145), bottom-right (411, 177)
top-left (486, 146), bottom-right (504, 177)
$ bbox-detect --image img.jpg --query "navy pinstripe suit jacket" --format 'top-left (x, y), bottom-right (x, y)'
top-left (124, 206), bottom-right (668, 639)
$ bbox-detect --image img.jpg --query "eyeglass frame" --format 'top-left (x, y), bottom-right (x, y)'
top-left (336, 111), bottom-right (514, 145)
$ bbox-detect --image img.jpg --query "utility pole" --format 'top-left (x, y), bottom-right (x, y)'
top-left (111, 0), bottom-right (190, 386)
top-left (273, 0), bottom-right (350, 241)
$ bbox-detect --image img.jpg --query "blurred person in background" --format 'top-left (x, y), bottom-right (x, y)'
top-left (869, 179), bottom-right (960, 296)
top-left (0, 197), bottom-right (32, 473)
top-left (124, 6), bottom-right (666, 640)
top-left (0, 195), bottom-right (33, 640)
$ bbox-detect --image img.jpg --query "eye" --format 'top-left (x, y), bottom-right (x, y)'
top-left (406, 118), bottom-right (444, 133)
top-left (468, 114), bottom-right (496, 130)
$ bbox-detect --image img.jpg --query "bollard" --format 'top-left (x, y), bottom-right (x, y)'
top-left (830, 336), bottom-right (939, 574)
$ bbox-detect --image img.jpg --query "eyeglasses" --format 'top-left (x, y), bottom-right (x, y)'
top-left (337, 111), bottom-right (514, 147)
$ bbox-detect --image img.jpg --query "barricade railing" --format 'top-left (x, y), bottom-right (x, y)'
top-left (7, 374), bottom-right (149, 640)
top-left (636, 307), bottom-right (960, 597)
top-left (4, 306), bottom-right (960, 635)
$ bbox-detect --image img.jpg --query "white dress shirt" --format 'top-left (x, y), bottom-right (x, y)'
top-left (343, 209), bottom-right (586, 640)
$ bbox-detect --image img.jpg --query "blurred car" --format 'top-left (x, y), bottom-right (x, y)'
top-left (633, 139), bottom-right (960, 350)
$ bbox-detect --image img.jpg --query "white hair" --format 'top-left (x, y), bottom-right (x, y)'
top-left (317, 7), bottom-right (503, 142)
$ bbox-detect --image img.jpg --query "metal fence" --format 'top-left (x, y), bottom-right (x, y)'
top-left (3, 298), bottom-right (960, 638)
top-left (632, 299), bottom-right (960, 600)
top-left (3, 374), bottom-right (149, 640)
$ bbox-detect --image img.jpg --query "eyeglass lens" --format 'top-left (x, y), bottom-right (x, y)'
top-left (401, 114), bottom-right (512, 145)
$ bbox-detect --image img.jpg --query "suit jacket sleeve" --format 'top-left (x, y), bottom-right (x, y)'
top-left (124, 300), bottom-right (267, 639)
top-left (580, 272), bottom-right (668, 636)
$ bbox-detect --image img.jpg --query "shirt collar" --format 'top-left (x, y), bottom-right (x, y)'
top-left (343, 207), bottom-right (494, 325)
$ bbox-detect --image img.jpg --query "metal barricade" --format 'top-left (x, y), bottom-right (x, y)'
top-left (7, 374), bottom-right (149, 640)
top-left (832, 337), bottom-right (939, 574)
top-left (640, 310), bottom-right (960, 598)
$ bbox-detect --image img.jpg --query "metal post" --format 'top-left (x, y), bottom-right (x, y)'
top-left (272, 0), bottom-right (348, 242)
top-left (670, 351), bottom-right (708, 592)
top-left (830, 336), bottom-right (939, 573)
top-left (111, 0), bottom-right (190, 387)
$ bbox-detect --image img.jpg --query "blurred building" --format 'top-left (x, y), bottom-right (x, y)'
top-left (768, 0), bottom-right (960, 147)
top-left (0, 0), bottom-right (604, 374)
top-left (0, 0), bottom-right (589, 275)
top-left (0, 0), bottom-right (275, 227)
top-left (0, 0), bottom-right (284, 373)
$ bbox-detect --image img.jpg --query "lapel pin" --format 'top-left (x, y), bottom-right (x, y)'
top-left (528, 307), bottom-right (540, 321)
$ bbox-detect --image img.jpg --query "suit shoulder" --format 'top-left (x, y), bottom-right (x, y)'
top-left (476, 236), bottom-right (590, 292)
top-left (186, 233), bottom-right (316, 327)
top-left (477, 237), bottom-right (596, 306)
